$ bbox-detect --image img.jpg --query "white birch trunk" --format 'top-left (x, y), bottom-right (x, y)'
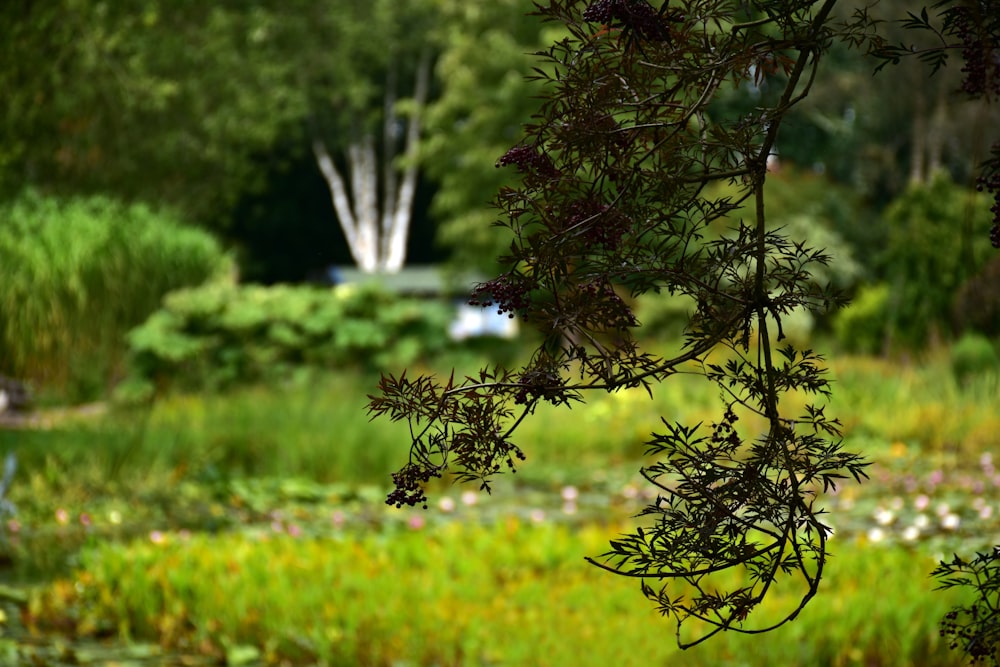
top-left (313, 49), bottom-right (433, 274)
top-left (383, 47), bottom-right (432, 272)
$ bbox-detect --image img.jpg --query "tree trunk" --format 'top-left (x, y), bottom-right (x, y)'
top-left (313, 48), bottom-right (433, 274)
top-left (909, 88), bottom-right (927, 184)
top-left (383, 47), bottom-right (432, 273)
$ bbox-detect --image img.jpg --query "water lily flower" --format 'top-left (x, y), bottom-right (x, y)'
top-left (941, 514), bottom-right (961, 530)
top-left (461, 491), bottom-right (478, 506)
top-left (55, 508), bottom-right (69, 525)
top-left (561, 486), bottom-right (579, 502)
top-left (438, 497), bottom-right (456, 512)
top-left (902, 526), bottom-right (920, 541)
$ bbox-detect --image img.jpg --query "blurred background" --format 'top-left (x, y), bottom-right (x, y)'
top-left (1, 0), bottom-right (999, 665)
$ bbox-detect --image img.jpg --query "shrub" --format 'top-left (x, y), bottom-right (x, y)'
top-left (950, 332), bottom-right (1000, 387)
top-left (953, 255), bottom-right (1000, 337)
top-left (833, 282), bottom-right (891, 355)
top-left (876, 175), bottom-right (994, 348)
top-left (0, 190), bottom-right (227, 402)
top-left (118, 281), bottom-right (454, 399)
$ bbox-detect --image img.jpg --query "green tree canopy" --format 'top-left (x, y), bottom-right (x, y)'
top-left (1, 0), bottom-right (311, 223)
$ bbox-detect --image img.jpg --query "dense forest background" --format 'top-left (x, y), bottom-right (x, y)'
top-left (4, 1), bottom-right (1000, 403)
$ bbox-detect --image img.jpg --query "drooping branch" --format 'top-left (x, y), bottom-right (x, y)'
top-left (370, 0), bottom-right (870, 647)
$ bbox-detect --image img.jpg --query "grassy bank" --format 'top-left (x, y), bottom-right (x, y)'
top-left (2, 352), bottom-right (997, 665)
top-left (28, 521), bottom-right (968, 667)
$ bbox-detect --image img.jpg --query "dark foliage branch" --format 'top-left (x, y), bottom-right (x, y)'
top-left (369, 0), bottom-right (878, 647)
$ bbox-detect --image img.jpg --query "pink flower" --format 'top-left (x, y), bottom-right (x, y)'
top-left (287, 523), bottom-right (303, 538)
top-left (149, 531), bottom-right (166, 544)
top-left (79, 513), bottom-right (92, 527)
top-left (407, 515), bottom-right (426, 530)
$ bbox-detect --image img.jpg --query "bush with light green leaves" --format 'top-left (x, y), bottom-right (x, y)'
top-left (118, 281), bottom-right (455, 401)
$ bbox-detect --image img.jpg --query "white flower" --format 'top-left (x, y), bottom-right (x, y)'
top-left (439, 497), bottom-right (456, 512)
top-left (914, 514), bottom-right (930, 529)
top-left (902, 526), bottom-right (920, 541)
top-left (942, 513), bottom-right (961, 530)
top-left (561, 485), bottom-right (579, 502)
top-left (874, 508), bottom-right (895, 525)
top-left (867, 527), bottom-right (885, 543)
top-left (461, 490), bottom-right (478, 506)
top-left (980, 505), bottom-right (994, 520)
top-left (529, 509), bottom-right (546, 523)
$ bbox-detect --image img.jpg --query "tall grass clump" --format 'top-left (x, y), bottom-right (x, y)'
top-left (0, 190), bottom-right (227, 401)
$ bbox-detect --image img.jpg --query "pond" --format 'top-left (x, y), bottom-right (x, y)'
top-left (3, 447), bottom-right (999, 666)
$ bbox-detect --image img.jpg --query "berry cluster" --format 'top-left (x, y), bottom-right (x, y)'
top-left (470, 275), bottom-right (532, 318)
top-left (496, 144), bottom-right (561, 179)
top-left (582, 0), bottom-right (678, 43)
top-left (975, 146), bottom-right (1000, 248)
top-left (940, 607), bottom-right (999, 664)
top-left (710, 404), bottom-right (741, 450)
top-left (512, 367), bottom-right (564, 406)
top-left (386, 461), bottom-right (442, 509)
top-left (579, 280), bottom-right (638, 330)
top-left (565, 198), bottom-right (631, 249)
top-left (950, 5), bottom-right (1000, 98)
